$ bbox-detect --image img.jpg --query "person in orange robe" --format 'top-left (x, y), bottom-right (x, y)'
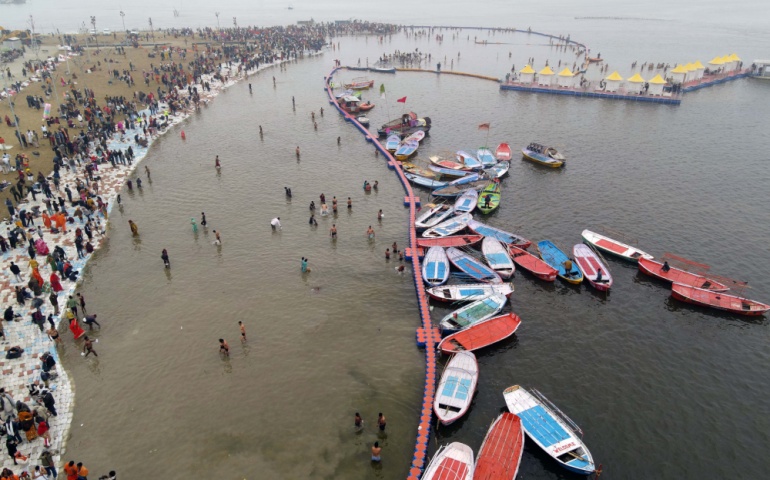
top-left (49, 272), bottom-right (64, 293)
top-left (42, 212), bottom-right (52, 229)
top-left (69, 318), bottom-right (85, 340)
top-left (32, 268), bottom-right (44, 288)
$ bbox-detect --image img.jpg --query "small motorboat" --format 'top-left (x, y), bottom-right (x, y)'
top-left (427, 283), bottom-right (513, 303)
top-left (477, 182), bottom-right (501, 214)
top-left (522, 143), bottom-right (566, 168)
top-left (417, 234), bottom-right (483, 248)
top-left (638, 257), bottom-right (729, 291)
top-left (495, 142), bottom-right (512, 161)
top-left (385, 134), bottom-right (401, 152)
top-left (481, 237), bottom-right (515, 279)
top-left (438, 313), bottom-right (521, 354)
top-left (508, 246), bottom-right (558, 282)
top-left (457, 151), bottom-right (483, 169)
top-left (422, 213), bottom-right (473, 238)
top-left (432, 179), bottom-right (492, 198)
top-left (467, 219), bottom-right (531, 249)
top-left (343, 77), bottom-right (374, 90)
top-left (356, 116), bottom-right (369, 127)
top-left (473, 413), bottom-right (525, 480)
top-left (446, 247), bottom-right (503, 284)
top-left (454, 189), bottom-right (479, 214)
top-left (422, 246), bottom-right (450, 287)
top-left (337, 95), bottom-right (374, 113)
top-left (404, 172), bottom-right (449, 189)
top-left (429, 154), bottom-right (473, 171)
top-left (414, 204), bottom-right (455, 230)
top-left (421, 442), bottom-right (475, 480)
top-left (476, 147), bottom-right (497, 167)
top-left (395, 140), bottom-right (419, 160)
top-left (483, 161), bottom-right (510, 179)
top-left (537, 240), bottom-right (583, 284)
top-left (434, 351), bottom-right (478, 425)
top-left (581, 229), bottom-right (653, 263)
top-left (573, 244), bottom-right (613, 291)
top-left (377, 112), bottom-right (431, 137)
top-left (671, 284), bottom-right (770, 316)
top-left (439, 293), bottom-right (508, 333)
top-left (403, 130), bottom-right (426, 143)
top-left (504, 385), bottom-right (596, 475)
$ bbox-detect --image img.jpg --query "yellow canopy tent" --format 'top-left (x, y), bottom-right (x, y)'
top-left (649, 74), bottom-right (666, 84)
top-left (538, 66), bottom-right (555, 75)
top-left (605, 71), bottom-right (623, 81)
top-left (670, 65), bottom-right (689, 74)
top-left (519, 65), bottom-right (535, 74)
top-left (627, 73), bottom-right (645, 83)
top-left (557, 67), bottom-right (574, 77)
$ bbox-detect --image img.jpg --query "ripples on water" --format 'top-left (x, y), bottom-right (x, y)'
top-left (61, 31), bottom-right (770, 479)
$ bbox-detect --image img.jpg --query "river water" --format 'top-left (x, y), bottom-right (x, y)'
top-left (11, 5), bottom-right (769, 480)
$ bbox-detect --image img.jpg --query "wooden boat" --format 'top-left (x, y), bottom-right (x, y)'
top-left (427, 283), bottom-right (513, 303)
top-left (573, 244), bottom-right (613, 291)
top-left (432, 180), bottom-right (492, 198)
top-left (417, 234), bottom-right (483, 248)
top-left (581, 229), bottom-right (653, 263)
top-left (377, 112), bottom-right (431, 137)
top-left (415, 204), bottom-right (455, 230)
top-left (447, 172), bottom-right (482, 186)
top-left (476, 147), bottom-right (497, 167)
top-left (395, 140), bottom-right (419, 160)
top-left (438, 313), bottom-right (521, 354)
top-left (422, 442), bottom-right (475, 480)
top-left (638, 257), bottom-right (729, 291)
top-left (434, 351), bottom-right (479, 425)
top-left (422, 246), bottom-right (450, 287)
top-left (494, 142), bottom-right (512, 161)
top-left (508, 246), bottom-right (558, 282)
top-left (473, 413), bottom-right (525, 480)
top-left (430, 154), bottom-right (473, 171)
top-left (483, 161), bottom-right (510, 179)
top-left (337, 95), bottom-right (374, 113)
top-left (385, 134), bottom-right (401, 152)
top-left (343, 77), bottom-right (374, 90)
top-left (537, 240), bottom-right (583, 284)
top-left (522, 143), bottom-right (565, 168)
top-left (481, 237), bottom-right (515, 279)
top-left (422, 213), bottom-right (473, 238)
top-left (671, 284), bottom-right (770, 316)
top-left (404, 171), bottom-right (449, 189)
top-left (457, 151), bottom-right (483, 169)
top-left (430, 164), bottom-right (472, 178)
top-left (467, 219), bottom-right (532, 249)
top-left (504, 385), bottom-right (596, 475)
top-left (402, 162), bottom-right (436, 178)
top-left (439, 293), bottom-right (508, 333)
top-left (454, 189), bottom-right (479, 214)
top-left (404, 130), bottom-right (426, 143)
top-left (446, 247), bottom-right (503, 284)
top-left (477, 182), bottom-right (501, 214)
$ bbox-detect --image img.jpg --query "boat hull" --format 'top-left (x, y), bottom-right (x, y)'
top-left (417, 234), bottom-right (483, 248)
top-left (422, 246), bottom-right (450, 287)
top-left (509, 246), bottom-right (558, 281)
top-left (447, 247), bottom-right (503, 284)
top-left (495, 142), bottom-right (512, 161)
top-left (573, 244), bottom-right (613, 291)
top-left (537, 240), bottom-right (584, 284)
top-left (474, 413), bottom-right (524, 480)
top-left (427, 283), bottom-right (513, 303)
top-left (422, 442), bottom-right (475, 480)
top-left (438, 313), bottom-right (521, 353)
top-left (638, 257), bottom-right (729, 291)
top-left (422, 213), bottom-right (473, 238)
top-left (439, 293), bottom-right (508, 332)
top-left (522, 149), bottom-right (564, 168)
top-left (434, 351), bottom-right (478, 425)
top-left (671, 284), bottom-right (770, 316)
top-left (581, 229), bottom-right (653, 263)
top-left (467, 219), bottom-right (532, 249)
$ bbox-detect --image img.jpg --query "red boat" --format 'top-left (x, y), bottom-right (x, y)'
top-left (473, 413), bottom-right (525, 480)
top-left (638, 257), bottom-right (729, 292)
top-left (494, 143), bottom-right (512, 161)
top-left (508, 246), bottom-right (557, 282)
top-left (438, 313), bottom-right (522, 354)
top-left (671, 284), bottom-right (770, 316)
top-left (417, 235), bottom-right (483, 248)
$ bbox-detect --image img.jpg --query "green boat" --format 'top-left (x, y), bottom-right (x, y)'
top-left (477, 182), bottom-right (501, 214)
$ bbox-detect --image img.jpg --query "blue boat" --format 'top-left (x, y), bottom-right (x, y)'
top-left (457, 151), bottom-right (483, 169)
top-left (476, 147), bottom-right (497, 167)
top-left (504, 385), bottom-right (596, 475)
top-left (446, 247), bottom-right (502, 283)
top-left (422, 213), bottom-right (473, 238)
top-left (454, 189), bottom-right (479, 214)
top-left (537, 240), bottom-right (584, 284)
top-left (447, 172), bottom-right (482, 186)
top-left (404, 172), bottom-right (449, 189)
top-left (385, 134), bottom-right (401, 152)
top-left (429, 164), bottom-right (471, 178)
top-left (422, 246), bottom-right (450, 286)
top-left (395, 140), bottom-right (419, 160)
top-left (439, 293), bottom-right (508, 333)
top-left (467, 219), bottom-right (532, 248)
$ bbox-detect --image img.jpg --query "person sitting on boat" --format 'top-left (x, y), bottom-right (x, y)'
top-left (483, 194), bottom-right (492, 208)
top-left (662, 261), bottom-right (671, 272)
top-left (596, 268), bottom-right (604, 282)
top-left (564, 259), bottom-right (574, 275)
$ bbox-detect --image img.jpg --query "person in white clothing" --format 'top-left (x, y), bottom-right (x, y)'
top-left (271, 217), bottom-right (282, 230)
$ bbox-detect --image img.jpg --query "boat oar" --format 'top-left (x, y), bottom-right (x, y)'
top-left (566, 449), bottom-right (589, 464)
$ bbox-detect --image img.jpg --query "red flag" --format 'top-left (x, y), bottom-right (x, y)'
top-left (397, 96), bottom-right (407, 103)
top-left (478, 123), bottom-right (490, 130)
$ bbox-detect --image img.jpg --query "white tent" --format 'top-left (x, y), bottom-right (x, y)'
top-left (648, 74), bottom-right (667, 96)
top-left (557, 67), bottom-right (575, 88)
top-left (518, 65), bottom-right (535, 84)
top-left (538, 66), bottom-right (555, 86)
top-left (604, 71), bottom-right (623, 92)
top-left (670, 64), bottom-right (688, 84)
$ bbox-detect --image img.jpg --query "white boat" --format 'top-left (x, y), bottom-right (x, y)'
top-left (426, 283), bottom-right (513, 302)
top-left (422, 246), bottom-right (450, 286)
top-left (414, 203), bottom-right (455, 229)
top-left (454, 189), bottom-right (479, 214)
top-left (404, 171), bottom-right (450, 189)
top-left (483, 161), bottom-right (510, 179)
top-left (439, 293), bottom-right (507, 332)
top-left (385, 134), bottom-right (401, 152)
top-left (422, 213), bottom-right (473, 238)
top-left (503, 385), bottom-right (596, 475)
top-left (476, 147), bottom-right (497, 167)
top-left (457, 150), bottom-right (483, 169)
top-left (573, 243), bottom-right (613, 291)
top-left (581, 229), bottom-right (653, 263)
top-left (481, 237), bottom-right (516, 279)
top-left (434, 351), bottom-right (479, 425)
top-left (404, 130), bottom-right (426, 143)
top-left (422, 442), bottom-right (475, 480)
